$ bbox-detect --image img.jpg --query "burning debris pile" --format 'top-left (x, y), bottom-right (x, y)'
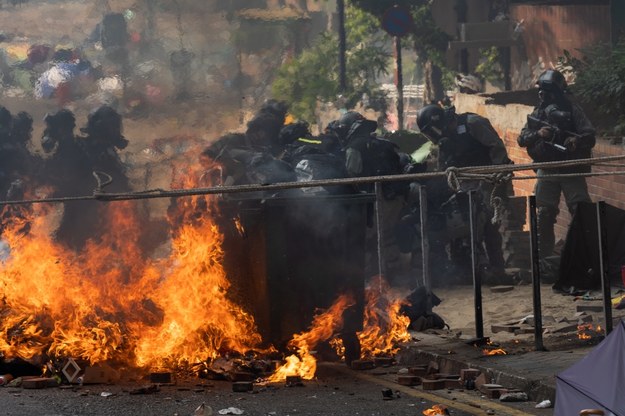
top-left (0, 183), bottom-right (264, 373)
top-left (0, 152), bottom-right (415, 386)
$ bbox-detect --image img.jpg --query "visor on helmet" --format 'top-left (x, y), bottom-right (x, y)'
top-left (421, 125), bottom-right (444, 144)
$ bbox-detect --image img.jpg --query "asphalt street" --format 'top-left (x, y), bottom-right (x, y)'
top-left (0, 362), bottom-right (549, 416)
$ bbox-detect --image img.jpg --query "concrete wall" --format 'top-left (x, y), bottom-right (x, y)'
top-left (455, 92), bottom-right (625, 240)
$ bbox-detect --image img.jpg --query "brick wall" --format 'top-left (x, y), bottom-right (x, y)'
top-left (509, 3), bottom-right (611, 90)
top-left (455, 93), bottom-right (625, 240)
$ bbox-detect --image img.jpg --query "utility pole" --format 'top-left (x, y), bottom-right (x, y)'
top-left (381, 6), bottom-right (413, 131)
top-left (395, 36), bottom-right (404, 131)
top-left (455, 0), bottom-right (468, 74)
top-left (337, 0), bottom-right (347, 93)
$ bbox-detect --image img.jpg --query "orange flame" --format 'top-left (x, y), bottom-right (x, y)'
top-left (0, 156), bottom-right (263, 370)
top-left (357, 276), bottom-right (411, 358)
top-left (330, 276), bottom-right (411, 360)
top-left (578, 323), bottom-right (602, 340)
top-left (423, 404), bottom-right (448, 415)
top-left (268, 294), bottom-right (354, 382)
top-left (482, 348), bottom-right (507, 356)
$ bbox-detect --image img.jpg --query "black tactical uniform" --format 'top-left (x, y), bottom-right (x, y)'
top-left (41, 109), bottom-right (94, 250)
top-left (80, 105), bottom-right (130, 193)
top-left (0, 109), bottom-right (41, 236)
top-left (517, 69), bottom-right (595, 257)
top-left (4, 111), bottom-right (41, 194)
top-left (333, 111), bottom-right (407, 285)
top-left (417, 104), bottom-right (512, 282)
top-left (281, 121), bottom-right (352, 195)
top-left (335, 111), bottom-right (403, 197)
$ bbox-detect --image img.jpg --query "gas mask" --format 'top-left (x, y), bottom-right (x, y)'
top-left (538, 89), bottom-right (555, 104)
top-left (422, 125), bottom-right (445, 144)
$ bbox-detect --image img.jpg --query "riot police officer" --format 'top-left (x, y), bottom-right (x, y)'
top-left (334, 111), bottom-right (403, 195)
top-left (517, 69), bottom-right (595, 257)
top-left (333, 111), bottom-right (408, 285)
top-left (417, 104), bottom-right (512, 282)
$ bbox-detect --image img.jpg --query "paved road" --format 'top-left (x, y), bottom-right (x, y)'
top-left (0, 362), bottom-right (542, 416)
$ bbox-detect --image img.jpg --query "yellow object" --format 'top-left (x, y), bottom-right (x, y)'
top-left (5, 43), bottom-right (29, 61)
top-left (296, 138), bottom-right (322, 144)
top-left (612, 294), bottom-right (625, 307)
top-left (411, 141), bottom-right (433, 164)
top-left (284, 113), bottom-right (295, 125)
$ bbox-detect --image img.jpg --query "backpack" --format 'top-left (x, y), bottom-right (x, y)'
top-left (365, 137), bottom-right (405, 198)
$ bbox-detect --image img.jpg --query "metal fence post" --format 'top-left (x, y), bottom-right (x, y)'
top-left (419, 186), bottom-right (431, 313)
top-left (596, 201), bottom-right (613, 335)
top-left (469, 191), bottom-right (484, 339)
top-left (529, 196), bottom-right (545, 351)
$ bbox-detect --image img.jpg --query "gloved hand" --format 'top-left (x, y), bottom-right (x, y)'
top-left (564, 136), bottom-right (579, 151)
top-left (438, 136), bottom-right (452, 152)
top-left (537, 126), bottom-right (553, 138)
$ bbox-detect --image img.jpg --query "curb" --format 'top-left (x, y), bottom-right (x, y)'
top-left (396, 345), bottom-right (557, 403)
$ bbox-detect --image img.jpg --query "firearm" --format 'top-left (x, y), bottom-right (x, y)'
top-left (526, 115), bottom-right (581, 152)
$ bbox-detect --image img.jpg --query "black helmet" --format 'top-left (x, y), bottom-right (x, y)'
top-left (337, 111), bottom-right (377, 142)
top-left (416, 104), bottom-right (447, 142)
top-left (42, 109), bottom-right (76, 152)
top-left (259, 99), bottom-right (289, 121)
top-left (278, 121), bottom-right (310, 146)
top-left (81, 105), bottom-right (128, 149)
top-left (44, 109), bottom-right (76, 130)
top-left (536, 70), bottom-right (567, 94)
top-left (339, 111), bottom-right (366, 128)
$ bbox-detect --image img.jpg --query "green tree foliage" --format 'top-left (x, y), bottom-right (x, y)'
top-left (350, 0), bottom-right (451, 101)
top-left (475, 47), bottom-right (503, 84)
top-left (559, 39), bottom-right (625, 130)
top-left (271, 6), bottom-right (390, 121)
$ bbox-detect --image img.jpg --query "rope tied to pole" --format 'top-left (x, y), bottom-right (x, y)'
top-left (445, 167), bottom-right (461, 192)
top-left (92, 171), bottom-right (113, 199)
top-left (487, 171), bottom-right (513, 225)
top-left (3, 154), bottom-right (625, 206)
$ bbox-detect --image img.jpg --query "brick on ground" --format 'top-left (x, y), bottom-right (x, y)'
top-left (490, 286), bottom-right (515, 293)
top-left (474, 373), bottom-right (488, 391)
top-left (230, 371), bottom-right (255, 382)
top-left (491, 324), bottom-right (521, 333)
top-left (232, 381), bottom-right (253, 392)
top-left (22, 377), bottom-right (58, 389)
top-left (481, 386), bottom-right (504, 399)
top-left (460, 368), bottom-right (481, 381)
top-left (83, 365), bottom-right (120, 384)
top-left (434, 373), bottom-right (461, 380)
top-left (351, 360), bottom-right (374, 371)
top-left (577, 305), bottom-right (604, 313)
top-left (397, 375), bottom-right (421, 386)
top-left (374, 356), bottom-right (394, 366)
top-left (421, 378), bottom-right (446, 391)
top-left (514, 326), bottom-right (535, 335)
top-left (551, 322), bottom-right (580, 333)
